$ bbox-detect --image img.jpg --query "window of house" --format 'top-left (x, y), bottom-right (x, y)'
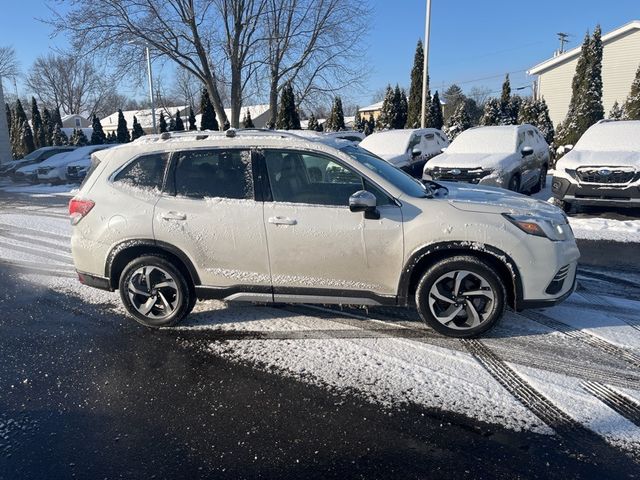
top-left (75, 118), bottom-right (81, 128)
top-left (173, 149), bottom-right (253, 199)
top-left (113, 153), bottom-right (169, 190)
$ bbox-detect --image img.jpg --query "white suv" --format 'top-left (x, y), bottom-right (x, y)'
top-left (69, 130), bottom-right (579, 338)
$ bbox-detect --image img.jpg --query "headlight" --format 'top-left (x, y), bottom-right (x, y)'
top-left (503, 214), bottom-right (570, 241)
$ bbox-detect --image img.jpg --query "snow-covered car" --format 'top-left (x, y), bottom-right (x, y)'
top-left (65, 145), bottom-right (118, 183)
top-left (69, 129), bottom-right (578, 338)
top-left (359, 128), bottom-right (449, 174)
top-left (36, 145), bottom-right (113, 184)
top-left (2, 146), bottom-right (75, 179)
top-left (552, 120), bottom-right (640, 211)
top-left (423, 125), bottom-right (550, 194)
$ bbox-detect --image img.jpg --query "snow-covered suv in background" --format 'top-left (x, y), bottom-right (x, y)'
top-left (69, 129), bottom-right (579, 338)
top-left (553, 120), bottom-right (640, 211)
top-left (423, 125), bottom-right (550, 194)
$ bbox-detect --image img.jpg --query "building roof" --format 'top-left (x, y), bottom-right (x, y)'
top-left (194, 104), bottom-right (270, 126)
top-left (528, 20), bottom-right (640, 75)
top-left (101, 106), bottom-right (189, 129)
top-left (61, 114), bottom-right (88, 121)
top-left (359, 101), bottom-right (383, 112)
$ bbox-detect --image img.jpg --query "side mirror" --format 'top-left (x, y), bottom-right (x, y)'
top-left (563, 144), bottom-right (574, 154)
top-left (349, 190), bottom-right (379, 219)
top-left (440, 147), bottom-right (448, 154)
top-left (411, 147), bottom-right (422, 158)
top-left (521, 146), bottom-right (534, 157)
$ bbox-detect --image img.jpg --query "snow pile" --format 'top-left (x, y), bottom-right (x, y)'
top-left (569, 217), bottom-right (640, 243)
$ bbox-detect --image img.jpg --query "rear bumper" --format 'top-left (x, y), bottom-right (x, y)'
top-left (552, 176), bottom-right (640, 207)
top-left (77, 270), bottom-right (112, 291)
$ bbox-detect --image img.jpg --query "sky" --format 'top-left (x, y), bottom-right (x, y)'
top-left (1, 0), bottom-right (640, 109)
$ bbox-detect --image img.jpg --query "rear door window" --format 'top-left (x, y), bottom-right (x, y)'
top-left (113, 153), bottom-right (169, 190)
top-left (173, 149), bottom-right (253, 199)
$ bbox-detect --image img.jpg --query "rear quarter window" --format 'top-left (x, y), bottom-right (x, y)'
top-left (113, 153), bottom-right (169, 191)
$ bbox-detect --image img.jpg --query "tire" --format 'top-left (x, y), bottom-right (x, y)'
top-left (507, 174), bottom-right (520, 193)
top-left (119, 254), bottom-right (194, 328)
top-left (530, 166), bottom-right (547, 194)
top-left (415, 255), bottom-right (506, 338)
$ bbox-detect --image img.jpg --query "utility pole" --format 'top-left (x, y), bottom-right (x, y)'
top-left (557, 33), bottom-right (569, 54)
top-left (420, 0), bottom-right (432, 128)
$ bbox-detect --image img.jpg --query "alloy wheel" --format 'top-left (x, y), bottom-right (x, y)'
top-left (127, 266), bottom-right (181, 320)
top-left (428, 270), bottom-right (496, 330)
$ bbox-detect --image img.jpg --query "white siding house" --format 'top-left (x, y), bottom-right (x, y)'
top-left (61, 114), bottom-right (91, 129)
top-left (102, 106), bottom-right (189, 135)
top-left (528, 20), bottom-right (640, 126)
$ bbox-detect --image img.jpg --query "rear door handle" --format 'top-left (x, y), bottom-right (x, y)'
top-left (268, 216), bottom-right (297, 225)
top-left (161, 211), bottom-right (187, 221)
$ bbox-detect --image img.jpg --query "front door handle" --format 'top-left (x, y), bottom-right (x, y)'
top-left (161, 211), bottom-right (187, 221)
top-left (268, 216), bottom-right (297, 226)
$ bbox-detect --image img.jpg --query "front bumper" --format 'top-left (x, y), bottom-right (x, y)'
top-left (424, 168), bottom-right (503, 187)
top-left (518, 265), bottom-right (577, 310)
top-left (552, 176), bottom-right (640, 207)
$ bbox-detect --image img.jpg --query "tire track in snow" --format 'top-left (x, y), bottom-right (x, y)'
top-left (521, 310), bottom-right (640, 369)
top-left (0, 240), bottom-right (73, 265)
top-left (582, 381), bottom-right (640, 428)
top-left (0, 229), bottom-right (71, 253)
top-left (573, 291), bottom-right (640, 333)
top-left (0, 222), bottom-right (70, 242)
top-left (0, 258), bottom-right (76, 278)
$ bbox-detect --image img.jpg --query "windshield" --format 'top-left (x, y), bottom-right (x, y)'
top-left (341, 145), bottom-right (427, 198)
top-left (575, 122), bottom-right (640, 151)
top-left (359, 131), bottom-right (411, 155)
top-left (446, 128), bottom-right (516, 154)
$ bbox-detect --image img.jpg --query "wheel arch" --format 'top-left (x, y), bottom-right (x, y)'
top-left (398, 242), bottom-right (523, 310)
top-left (106, 239), bottom-right (201, 291)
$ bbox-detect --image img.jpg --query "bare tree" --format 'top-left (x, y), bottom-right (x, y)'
top-left (49, 0), bottom-right (234, 126)
top-left (25, 54), bottom-right (113, 117)
top-left (261, 0), bottom-right (367, 124)
top-left (468, 86), bottom-right (492, 108)
top-left (0, 46), bottom-right (19, 78)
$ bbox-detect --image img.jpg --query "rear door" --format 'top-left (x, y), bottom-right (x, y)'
top-left (260, 149), bottom-right (404, 300)
top-left (153, 148), bottom-right (271, 292)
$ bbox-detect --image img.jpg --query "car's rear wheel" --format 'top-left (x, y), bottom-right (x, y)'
top-left (119, 255), bottom-right (193, 328)
top-left (415, 256), bottom-right (506, 338)
top-left (507, 174), bottom-right (520, 192)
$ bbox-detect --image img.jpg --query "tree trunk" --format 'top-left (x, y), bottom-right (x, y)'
top-left (0, 81), bottom-right (11, 164)
top-left (230, 65), bottom-right (242, 128)
top-left (204, 77), bottom-right (227, 130)
top-left (269, 71), bottom-right (279, 126)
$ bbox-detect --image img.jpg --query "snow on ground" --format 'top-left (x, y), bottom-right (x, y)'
top-left (0, 183), bottom-right (78, 197)
top-left (1, 186), bottom-right (640, 457)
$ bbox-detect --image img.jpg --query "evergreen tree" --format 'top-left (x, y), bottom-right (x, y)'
top-left (188, 107), bottom-right (197, 130)
top-left (609, 101), bottom-right (625, 120)
top-left (363, 114), bottom-right (374, 136)
top-left (442, 84), bottom-right (464, 123)
top-left (307, 113), bottom-right (319, 131)
top-left (159, 112), bottom-right (167, 133)
top-left (11, 99), bottom-right (35, 157)
top-left (168, 117), bottom-right (176, 131)
top-left (325, 96), bottom-right (346, 131)
top-left (174, 110), bottom-right (185, 131)
top-left (276, 83), bottom-right (301, 130)
top-left (481, 98), bottom-right (501, 126)
top-left (243, 109), bottom-right (255, 128)
top-left (397, 86), bottom-right (408, 129)
top-left (42, 108), bottom-right (53, 146)
top-left (407, 40), bottom-right (430, 128)
top-left (90, 115), bottom-right (106, 144)
top-left (51, 123), bottom-right (65, 146)
top-left (106, 131), bottom-right (117, 144)
top-left (500, 74), bottom-right (511, 116)
top-left (353, 110), bottom-right (363, 132)
top-left (70, 128), bottom-right (88, 146)
top-left (5, 103), bottom-right (12, 141)
top-left (536, 99), bottom-right (555, 145)
top-left (503, 95), bottom-right (521, 125)
top-left (30, 97), bottom-right (45, 149)
top-left (116, 109), bottom-right (130, 143)
top-left (131, 115), bottom-right (145, 140)
top-left (429, 91), bottom-right (444, 130)
top-left (52, 107), bottom-right (63, 129)
top-left (446, 101), bottom-right (472, 139)
top-left (377, 85), bottom-right (396, 130)
top-left (623, 63), bottom-right (640, 120)
top-left (200, 87), bottom-right (219, 131)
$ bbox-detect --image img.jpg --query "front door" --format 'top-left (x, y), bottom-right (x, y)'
top-left (153, 148), bottom-right (271, 291)
top-left (260, 149), bottom-right (404, 301)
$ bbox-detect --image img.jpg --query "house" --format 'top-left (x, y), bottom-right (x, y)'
top-left (101, 106), bottom-right (190, 135)
top-left (61, 114), bottom-right (91, 129)
top-left (196, 104), bottom-right (271, 129)
top-left (359, 101), bottom-right (383, 121)
top-left (528, 20), bottom-right (640, 126)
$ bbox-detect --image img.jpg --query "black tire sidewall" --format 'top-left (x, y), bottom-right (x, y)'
top-left (119, 255), bottom-right (192, 328)
top-left (415, 256), bottom-right (506, 338)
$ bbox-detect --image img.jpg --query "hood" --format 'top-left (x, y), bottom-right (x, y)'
top-left (557, 149), bottom-right (640, 170)
top-left (379, 153), bottom-right (410, 167)
top-left (427, 152), bottom-right (516, 170)
top-left (444, 182), bottom-right (565, 222)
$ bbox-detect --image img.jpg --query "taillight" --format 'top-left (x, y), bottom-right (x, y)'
top-left (68, 198), bottom-right (95, 225)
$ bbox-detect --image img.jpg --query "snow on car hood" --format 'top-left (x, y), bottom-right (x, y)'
top-left (444, 182), bottom-right (565, 221)
top-left (427, 152), bottom-right (516, 170)
top-left (557, 149), bottom-right (640, 169)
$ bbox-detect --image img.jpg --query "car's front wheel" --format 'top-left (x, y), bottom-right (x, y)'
top-left (415, 256), bottom-right (506, 338)
top-left (119, 255), bottom-right (193, 327)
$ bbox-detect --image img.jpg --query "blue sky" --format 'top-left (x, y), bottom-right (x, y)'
top-left (2, 0), bottom-right (639, 107)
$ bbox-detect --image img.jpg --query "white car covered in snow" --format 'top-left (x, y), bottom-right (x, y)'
top-left (423, 125), bottom-right (550, 194)
top-left (35, 145), bottom-right (113, 184)
top-left (552, 120), bottom-right (640, 211)
top-left (359, 128), bottom-right (449, 174)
